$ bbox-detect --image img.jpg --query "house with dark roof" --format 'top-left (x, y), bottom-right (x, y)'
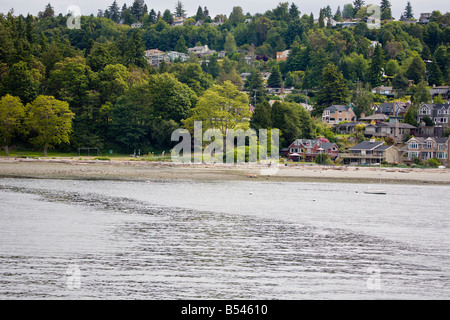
top-left (364, 122), bottom-right (417, 143)
top-left (429, 86), bottom-right (449, 100)
top-left (341, 140), bottom-right (402, 165)
top-left (418, 103), bottom-right (450, 127)
top-left (402, 136), bottom-right (450, 166)
top-left (322, 105), bottom-right (356, 125)
top-left (372, 86), bottom-right (395, 98)
top-left (376, 102), bottom-right (409, 121)
top-left (287, 139), bottom-right (339, 162)
top-left (335, 121), bottom-right (365, 134)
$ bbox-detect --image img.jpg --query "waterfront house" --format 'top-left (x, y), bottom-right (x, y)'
top-left (322, 105), bottom-right (357, 126)
top-left (341, 140), bottom-right (402, 165)
top-left (131, 22), bottom-right (143, 28)
top-left (287, 139), bottom-right (339, 162)
top-left (402, 136), bottom-right (450, 166)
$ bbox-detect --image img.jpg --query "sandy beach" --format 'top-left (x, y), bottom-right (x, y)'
top-left (1, 157), bottom-right (450, 185)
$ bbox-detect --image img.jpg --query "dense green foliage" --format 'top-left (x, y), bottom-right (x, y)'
top-left (0, 1), bottom-right (449, 154)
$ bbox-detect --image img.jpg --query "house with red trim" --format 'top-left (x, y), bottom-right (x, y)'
top-left (287, 139), bottom-right (339, 162)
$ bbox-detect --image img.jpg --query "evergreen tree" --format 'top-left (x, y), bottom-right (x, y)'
top-left (149, 9), bottom-right (157, 24)
top-left (353, 0), bottom-right (365, 14)
top-left (208, 55), bottom-right (220, 79)
top-left (289, 3), bottom-right (300, 20)
top-left (392, 71), bottom-right (409, 93)
top-left (124, 30), bottom-right (147, 68)
top-left (250, 100), bottom-right (271, 130)
top-left (314, 64), bottom-right (350, 116)
top-left (130, 0), bottom-right (145, 21)
top-left (334, 6), bottom-right (343, 21)
top-left (245, 70), bottom-right (267, 105)
top-left (108, 1), bottom-right (120, 23)
top-left (174, 36), bottom-right (188, 54)
top-left (195, 6), bottom-right (204, 21)
top-left (267, 65), bottom-right (282, 88)
top-left (174, 1), bottom-right (186, 18)
top-left (318, 9), bottom-right (325, 28)
top-left (427, 60), bottom-right (444, 86)
top-left (368, 44), bottom-right (384, 87)
top-left (380, 0), bottom-right (392, 20)
top-left (406, 55), bottom-right (426, 85)
top-left (404, 1), bottom-right (414, 19)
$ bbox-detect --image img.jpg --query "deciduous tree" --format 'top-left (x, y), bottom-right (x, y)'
top-left (25, 96), bottom-right (75, 156)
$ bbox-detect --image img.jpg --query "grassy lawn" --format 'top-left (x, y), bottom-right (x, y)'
top-left (0, 150), bottom-right (173, 162)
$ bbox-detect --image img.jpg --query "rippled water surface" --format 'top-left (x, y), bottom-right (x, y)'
top-left (0, 178), bottom-right (449, 299)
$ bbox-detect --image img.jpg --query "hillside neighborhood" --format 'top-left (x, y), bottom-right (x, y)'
top-left (0, 1), bottom-right (448, 169)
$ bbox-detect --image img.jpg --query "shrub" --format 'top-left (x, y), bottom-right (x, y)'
top-left (426, 157), bottom-right (440, 168)
top-left (412, 157), bottom-right (423, 165)
top-left (314, 153), bottom-right (332, 165)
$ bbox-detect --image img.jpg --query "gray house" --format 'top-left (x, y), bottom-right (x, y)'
top-left (364, 122), bottom-right (416, 143)
top-left (418, 103), bottom-right (450, 127)
top-left (341, 140), bottom-right (402, 165)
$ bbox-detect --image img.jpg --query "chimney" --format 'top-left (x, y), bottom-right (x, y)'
top-left (360, 112), bottom-right (365, 119)
top-left (370, 138), bottom-right (376, 143)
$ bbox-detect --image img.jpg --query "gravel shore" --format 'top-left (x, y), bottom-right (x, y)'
top-left (1, 158), bottom-right (450, 185)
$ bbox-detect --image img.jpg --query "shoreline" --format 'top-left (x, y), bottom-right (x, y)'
top-left (1, 158), bottom-right (450, 185)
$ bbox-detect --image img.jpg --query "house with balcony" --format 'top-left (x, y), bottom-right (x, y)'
top-left (145, 49), bottom-right (170, 68)
top-left (322, 105), bottom-right (357, 126)
top-left (417, 103), bottom-right (450, 127)
top-left (287, 139), bottom-right (339, 162)
top-left (167, 51), bottom-right (189, 62)
top-left (364, 122), bottom-right (417, 143)
top-left (402, 137), bottom-right (449, 166)
top-left (341, 140), bottom-right (402, 165)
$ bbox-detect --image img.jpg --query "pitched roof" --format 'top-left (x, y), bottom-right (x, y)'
top-left (324, 105), bottom-right (349, 112)
top-left (349, 141), bottom-right (385, 151)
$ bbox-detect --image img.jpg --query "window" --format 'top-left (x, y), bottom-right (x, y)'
top-left (410, 142), bottom-right (419, 149)
top-left (437, 152), bottom-right (447, 159)
top-left (427, 141), bottom-right (433, 149)
top-left (438, 144), bottom-right (444, 151)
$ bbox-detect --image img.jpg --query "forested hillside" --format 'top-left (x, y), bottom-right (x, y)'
top-left (0, 1), bottom-right (448, 154)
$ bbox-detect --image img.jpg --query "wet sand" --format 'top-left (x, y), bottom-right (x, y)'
top-left (1, 158), bottom-right (449, 185)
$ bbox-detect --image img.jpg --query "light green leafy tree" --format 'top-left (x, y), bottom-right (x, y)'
top-left (183, 81), bottom-right (250, 136)
top-left (0, 94), bottom-right (25, 155)
top-left (25, 96), bottom-right (75, 156)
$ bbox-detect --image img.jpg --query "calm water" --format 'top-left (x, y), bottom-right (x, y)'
top-left (0, 177), bottom-right (449, 300)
